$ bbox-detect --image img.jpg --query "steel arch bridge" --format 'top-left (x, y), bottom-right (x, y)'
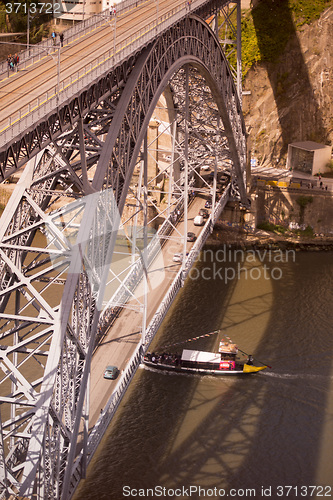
top-left (0, 4), bottom-right (247, 500)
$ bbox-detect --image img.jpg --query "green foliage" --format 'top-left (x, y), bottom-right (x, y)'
top-left (257, 221), bottom-right (286, 234)
top-left (30, 23), bottom-right (48, 43)
top-left (296, 195), bottom-right (313, 207)
top-left (241, 18), bottom-right (261, 74)
top-left (0, 4), bottom-right (8, 33)
top-left (290, 0), bottom-right (332, 26)
top-left (302, 225), bottom-right (314, 237)
top-left (0, 0), bottom-right (53, 39)
top-left (240, 0), bottom-right (333, 78)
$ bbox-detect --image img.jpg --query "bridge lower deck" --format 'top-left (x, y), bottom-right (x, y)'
top-left (86, 193), bottom-right (208, 434)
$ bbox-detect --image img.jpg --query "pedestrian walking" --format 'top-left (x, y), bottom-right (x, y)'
top-left (9, 55), bottom-right (14, 72)
top-left (59, 32), bottom-right (64, 47)
top-left (52, 31), bottom-right (57, 46)
top-left (13, 54), bottom-right (19, 72)
top-left (7, 54), bottom-right (12, 73)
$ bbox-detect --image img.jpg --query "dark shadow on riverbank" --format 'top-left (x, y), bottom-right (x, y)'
top-left (251, 0), bottom-right (329, 158)
top-left (73, 252), bottom-right (333, 499)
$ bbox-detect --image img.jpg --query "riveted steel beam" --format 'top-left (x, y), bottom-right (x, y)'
top-left (0, 7), bottom-right (246, 499)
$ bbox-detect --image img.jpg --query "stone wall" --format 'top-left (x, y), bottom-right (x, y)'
top-left (243, 6), bottom-right (333, 166)
top-left (255, 186), bottom-right (333, 234)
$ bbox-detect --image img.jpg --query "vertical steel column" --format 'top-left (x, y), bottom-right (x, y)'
top-left (182, 65), bottom-right (189, 279)
top-left (132, 159), bottom-right (144, 264)
top-left (78, 118), bottom-right (91, 193)
top-left (57, 47), bottom-right (61, 106)
top-left (167, 121), bottom-right (177, 217)
top-left (211, 116), bottom-right (219, 221)
top-left (214, 9), bottom-right (219, 38)
top-left (81, 373), bottom-right (90, 478)
top-left (142, 133), bottom-right (148, 346)
top-left (0, 411), bottom-right (9, 496)
top-left (236, 0), bottom-right (242, 106)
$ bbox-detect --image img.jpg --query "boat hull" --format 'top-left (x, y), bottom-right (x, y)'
top-left (143, 359), bottom-right (266, 376)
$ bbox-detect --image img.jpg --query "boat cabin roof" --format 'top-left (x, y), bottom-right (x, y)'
top-left (219, 341), bottom-right (238, 354)
top-left (181, 349), bottom-right (221, 364)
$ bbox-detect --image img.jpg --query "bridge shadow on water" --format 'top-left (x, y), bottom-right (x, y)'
top-left (250, 0), bottom-right (329, 158)
top-left (74, 252), bottom-right (333, 499)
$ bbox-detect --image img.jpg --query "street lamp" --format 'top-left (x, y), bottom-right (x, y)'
top-left (155, 0), bottom-right (159, 33)
top-left (27, 10), bottom-right (30, 52)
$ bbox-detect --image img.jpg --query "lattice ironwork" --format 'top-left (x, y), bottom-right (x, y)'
top-left (0, 10), bottom-right (246, 500)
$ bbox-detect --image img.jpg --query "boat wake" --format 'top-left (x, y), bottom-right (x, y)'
top-left (140, 363), bottom-right (194, 378)
top-left (262, 371), bottom-right (333, 381)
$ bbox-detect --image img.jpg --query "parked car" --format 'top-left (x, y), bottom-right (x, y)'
top-left (219, 174), bottom-right (230, 184)
top-left (187, 232), bottom-right (196, 242)
top-left (173, 253), bottom-right (182, 263)
top-left (194, 215), bottom-right (204, 226)
top-left (173, 252), bottom-right (188, 263)
top-left (199, 208), bottom-right (209, 219)
top-left (104, 365), bottom-right (119, 380)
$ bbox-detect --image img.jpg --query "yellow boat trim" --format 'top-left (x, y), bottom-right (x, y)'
top-left (243, 364), bottom-right (267, 373)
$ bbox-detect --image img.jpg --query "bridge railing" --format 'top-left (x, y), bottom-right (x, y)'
top-left (68, 189), bottom-right (231, 499)
top-left (0, 0), bottom-right (207, 147)
top-left (0, 0), bottom-right (141, 79)
top-left (97, 199), bottom-right (185, 341)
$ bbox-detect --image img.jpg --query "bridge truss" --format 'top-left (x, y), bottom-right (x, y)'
top-left (0, 4), bottom-right (247, 499)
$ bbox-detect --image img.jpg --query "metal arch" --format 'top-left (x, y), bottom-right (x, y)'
top-left (94, 14), bottom-right (247, 210)
top-left (0, 0), bottom-right (242, 184)
top-left (0, 13), bottom-right (246, 500)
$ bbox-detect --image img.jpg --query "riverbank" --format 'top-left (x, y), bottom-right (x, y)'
top-left (206, 222), bottom-right (333, 251)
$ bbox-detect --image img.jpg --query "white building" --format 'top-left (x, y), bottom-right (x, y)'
top-left (286, 141), bottom-right (331, 175)
top-left (57, 0), bottom-right (121, 22)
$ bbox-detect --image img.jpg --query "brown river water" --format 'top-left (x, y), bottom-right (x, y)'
top-left (73, 248), bottom-right (333, 499)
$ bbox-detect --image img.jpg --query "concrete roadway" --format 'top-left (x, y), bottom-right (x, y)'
top-left (88, 193), bottom-right (209, 429)
top-left (0, 0), bottom-right (186, 135)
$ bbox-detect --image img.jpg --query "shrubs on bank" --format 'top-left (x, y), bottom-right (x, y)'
top-left (238, 0), bottom-right (332, 78)
top-left (257, 221), bottom-right (315, 238)
top-left (257, 221), bottom-right (286, 234)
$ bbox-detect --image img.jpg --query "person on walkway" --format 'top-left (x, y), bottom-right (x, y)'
top-left (52, 31), bottom-right (57, 45)
top-left (7, 54), bottom-right (12, 73)
top-left (13, 54), bottom-right (19, 72)
top-left (9, 55), bottom-right (14, 71)
top-left (59, 33), bottom-right (64, 47)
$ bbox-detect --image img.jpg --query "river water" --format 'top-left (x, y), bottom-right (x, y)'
top-left (75, 248), bottom-right (333, 500)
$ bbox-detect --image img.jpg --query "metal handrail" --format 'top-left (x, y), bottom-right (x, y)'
top-left (0, 0), bottom-right (142, 79)
top-left (0, 0), bottom-right (210, 147)
top-left (68, 188), bottom-right (231, 498)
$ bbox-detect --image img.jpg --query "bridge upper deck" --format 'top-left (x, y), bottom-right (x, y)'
top-left (0, 0), bottom-right (225, 155)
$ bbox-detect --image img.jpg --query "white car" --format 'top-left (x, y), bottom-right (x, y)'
top-left (173, 252), bottom-right (188, 263)
top-left (194, 215), bottom-right (204, 226)
top-left (173, 253), bottom-right (183, 263)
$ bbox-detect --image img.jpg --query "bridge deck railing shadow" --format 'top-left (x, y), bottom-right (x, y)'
top-left (68, 187), bottom-right (231, 497)
top-left (251, 0), bottom-right (328, 159)
top-left (0, 0), bottom-right (140, 80)
top-left (73, 253), bottom-right (333, 499)
top-left (0, 0), bottom-right (226, 148)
